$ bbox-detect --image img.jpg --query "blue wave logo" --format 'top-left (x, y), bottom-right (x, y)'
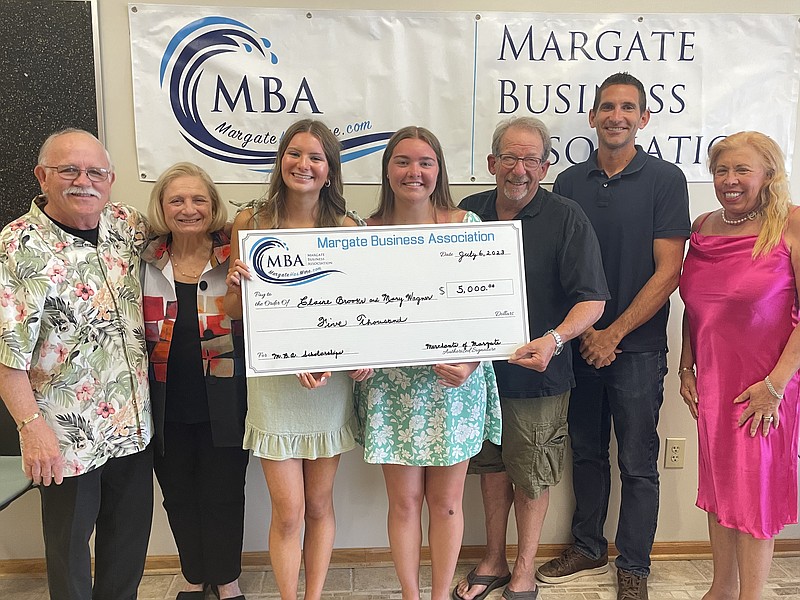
top-left (250, 237), bottom-right (341, 285)
top-left (160, 17), bottom-right (393, 169)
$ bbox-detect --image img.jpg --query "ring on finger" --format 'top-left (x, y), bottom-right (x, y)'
top-left (765, 415), bottom-right (774, 422)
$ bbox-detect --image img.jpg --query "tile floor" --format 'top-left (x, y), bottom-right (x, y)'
top-left (0, 557), bottom-right (798, 600)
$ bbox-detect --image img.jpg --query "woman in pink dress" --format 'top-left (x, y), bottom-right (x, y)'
top-left (679, 131), bottom-right (800, 600)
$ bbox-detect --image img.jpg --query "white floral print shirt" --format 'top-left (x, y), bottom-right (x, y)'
top-left (0, 197), bottom-right (152, 477)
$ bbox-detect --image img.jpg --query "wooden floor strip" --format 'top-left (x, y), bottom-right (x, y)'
top-left (1, 540), bottom-right (798, 575)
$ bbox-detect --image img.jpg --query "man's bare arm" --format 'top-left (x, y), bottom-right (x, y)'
top-left (510, 299), bottom-right (605, 372)
top-left (0, 363), bottom-right (63, 485)
top-left (580, 237), bottom-right (686, 366)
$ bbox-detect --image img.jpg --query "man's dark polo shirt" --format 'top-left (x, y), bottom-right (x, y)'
top-left (554, 146), bottom-right (690, 353)
top-left (460, 187), bottom-right (609, 399)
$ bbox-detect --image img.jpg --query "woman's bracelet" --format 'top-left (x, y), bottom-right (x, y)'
top-left (677, 367), bottom-right (695, 378)
top-left (16, 411), bottom-right (41, 432)
top-left (764, 375), bottom-right (783, 400)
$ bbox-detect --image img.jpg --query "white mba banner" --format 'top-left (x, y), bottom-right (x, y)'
top-left (129, 6), bottom-right (800, 183)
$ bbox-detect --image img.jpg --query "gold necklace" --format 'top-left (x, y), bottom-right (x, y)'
top-left (169, 249), bottom-right (206, 279)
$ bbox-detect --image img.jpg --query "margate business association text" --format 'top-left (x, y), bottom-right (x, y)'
top-left (317, 230), bottom-right (497, 251)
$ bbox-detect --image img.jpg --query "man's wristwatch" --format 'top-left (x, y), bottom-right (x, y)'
top-left (546, 329), bottom-right (564, 355)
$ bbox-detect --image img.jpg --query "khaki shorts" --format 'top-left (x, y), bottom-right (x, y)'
top-left (468, 391), bottom-right (570, 499)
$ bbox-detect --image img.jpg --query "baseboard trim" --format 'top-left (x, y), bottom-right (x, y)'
top-left (2, 540), bottom-right (798, 576)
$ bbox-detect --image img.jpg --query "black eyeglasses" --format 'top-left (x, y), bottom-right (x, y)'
top-left (42, 165), bottom-right (112, 183)
top-left (496, 154), bottom-right (543, 169)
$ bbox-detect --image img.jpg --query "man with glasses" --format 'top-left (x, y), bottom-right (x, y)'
top-left (0, 129), bottom-right (153, 599)
top-left (452, 117), bottom-right (608, 600)
top-left (536, 73), bottom-right (690, 600)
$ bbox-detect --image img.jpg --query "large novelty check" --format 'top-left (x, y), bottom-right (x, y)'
top-left (240, 221), bottom-right (529, 376)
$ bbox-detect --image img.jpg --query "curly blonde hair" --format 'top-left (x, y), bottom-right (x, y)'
top-left (708, 131), bottom-right (790, 258)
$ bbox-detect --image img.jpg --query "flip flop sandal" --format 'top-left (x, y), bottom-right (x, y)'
top-left (501, 587), bottom-right (539, 600)
top-left (452, 568), bottom-right (512, 600)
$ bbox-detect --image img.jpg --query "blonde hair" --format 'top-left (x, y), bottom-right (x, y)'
top-left (148, 162), bottom-right (227, 236)
top-left (251, 119), bottom-right (346, 229)
top-left (708, 131), bottom-right (790, 258)
top-left (371, 126), bottom-right (455, 221)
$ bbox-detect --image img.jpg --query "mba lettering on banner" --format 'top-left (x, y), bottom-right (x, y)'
top-left (129, 7), bottom-right (800, 183)
top-left (129, 6), bottom-right (471, 183)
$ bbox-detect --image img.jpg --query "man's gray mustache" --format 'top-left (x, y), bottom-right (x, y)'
top-left (64, 186), bottom-right (101, 199)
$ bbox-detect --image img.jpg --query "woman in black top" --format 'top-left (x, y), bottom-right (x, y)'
top-left (142, 162), bottom-right (248, 600)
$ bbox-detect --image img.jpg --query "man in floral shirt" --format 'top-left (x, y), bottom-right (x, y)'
top-left (0, 129), bottom-right (153, 599)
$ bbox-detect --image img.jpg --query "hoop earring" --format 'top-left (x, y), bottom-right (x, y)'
top-left (324, 179), bottom-right (331, 188)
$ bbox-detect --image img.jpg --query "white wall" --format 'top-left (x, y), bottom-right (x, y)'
top-left (1, 0), bottom-right (798, 561)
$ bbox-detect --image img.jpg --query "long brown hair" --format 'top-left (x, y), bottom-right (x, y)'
top-left (252, 119), bottom-right (347, 228)
top-left (371, 126), bottom-right (456, 221)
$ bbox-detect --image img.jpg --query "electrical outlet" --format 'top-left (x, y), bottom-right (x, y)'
top-left (664, 437), bottom-right (685, 469)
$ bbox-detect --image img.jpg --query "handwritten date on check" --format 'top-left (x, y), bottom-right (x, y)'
top-left (239, 221), bottom-right (529, 377)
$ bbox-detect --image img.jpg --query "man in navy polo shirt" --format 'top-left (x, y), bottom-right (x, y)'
top-left (536, 73), bottom-right (690, 600)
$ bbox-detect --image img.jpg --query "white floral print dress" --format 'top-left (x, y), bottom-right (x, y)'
top-left (354, 212), bottom-right (501, 466)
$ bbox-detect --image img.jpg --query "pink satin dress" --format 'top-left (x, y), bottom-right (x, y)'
top-left (680, 225), bottom-right (800, 539)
